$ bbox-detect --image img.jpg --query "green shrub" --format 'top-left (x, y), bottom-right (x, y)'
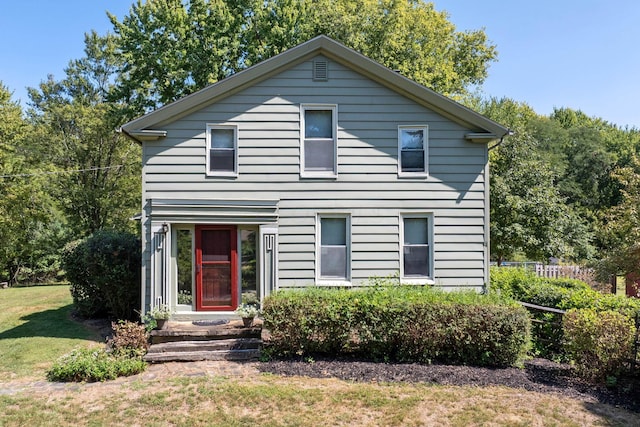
top-left (563, 309), bottom-right (636, 382)
top-left (63, 230), bottom-right (141, 320)
top-left (108, 320), bottom-right (149, 359)
top-left (46, 348), bottom-right (147, 382)
top-left (490, 266), bottom-right (640, 360)
top-left (262, 287), bottom-right (530, 367)
top-left (63, 240), bottom-right (108, 318)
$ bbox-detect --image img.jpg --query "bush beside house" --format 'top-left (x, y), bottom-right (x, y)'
top-left (63, 230), bottom-right (141, 320)
top-left (262, 286), bottom-right (530, 368)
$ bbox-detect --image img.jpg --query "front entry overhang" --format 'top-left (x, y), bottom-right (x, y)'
top-left (148, 198), bottom-right (279, 224)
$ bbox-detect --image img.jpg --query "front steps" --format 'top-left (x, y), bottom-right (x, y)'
top-left (144, 320), bottom-right (262, 363)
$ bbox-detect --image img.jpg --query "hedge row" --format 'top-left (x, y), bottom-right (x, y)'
top-left (262, 286), bottom-right (530, 367)
top-left (490, 267), bottom-right (640, 316)
top-left (491, 267), bottom-right (640, 380)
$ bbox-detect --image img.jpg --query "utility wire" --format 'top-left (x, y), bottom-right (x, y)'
top-left (0, 165), bottom-right (124, 179)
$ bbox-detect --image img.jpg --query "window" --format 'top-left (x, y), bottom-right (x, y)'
top-left (207, 124), bottom-right (237, 176)
top-left (398, 125), bottom-right (428, 176)
top-left (401, 215), bottom-right (432, 281)
top-left (301, 105), bottom-right (337, 177)
top-left (318, 215), bottom-right (350, 282)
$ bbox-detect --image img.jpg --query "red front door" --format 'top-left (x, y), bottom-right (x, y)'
top-left (195, 225), bottom-right (238, 311)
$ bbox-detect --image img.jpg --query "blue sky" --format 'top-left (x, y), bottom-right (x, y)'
top-left (1, 0), bottom-right (638, 128)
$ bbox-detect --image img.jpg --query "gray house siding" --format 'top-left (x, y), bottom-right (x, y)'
top-left (140, 54), bottom-right (488, 302)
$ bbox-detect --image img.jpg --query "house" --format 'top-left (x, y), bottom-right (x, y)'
top-left (120, 35), bottom-right (510, 320)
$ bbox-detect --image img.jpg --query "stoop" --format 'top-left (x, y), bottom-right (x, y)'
top-left (144, 319), bottom-right (262, 363)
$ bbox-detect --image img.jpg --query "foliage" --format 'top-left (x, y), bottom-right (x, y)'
top-left (0, 82), bottom-right (62, 285)
top-left (63, 239), bottom-right (107, 318)
top-left (147, 304), bottom-right (173, 320)
top-left (490, 266), bottom-right (640, 359)
top-left (262, 286), bottom-right (530, 367)
top-left (107, 0), bottom-right (497, 114)
top-left (563, 309), bottom-right (636, 382)
top-left (107, 320), bottom-right (149, 359)
top-left (479, 98), bottom-right (595, 264)
top-left (27, 32), bottom-right (141, 237)
top-left (595, 157), bottom-right (640, 279)
top-left (234, 303), bottom-right (260, 318)
top-left (177, 290), bottom-right (193, 305)
top-left (46, 347), bottom-right (146, 382)
top-left (63, 230), bottom-right (141, 320)
top-left (490, 267), bottom-right (640, 316)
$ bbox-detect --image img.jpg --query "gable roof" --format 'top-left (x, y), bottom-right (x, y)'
top-left (120, 35), bottom-right (510, 142)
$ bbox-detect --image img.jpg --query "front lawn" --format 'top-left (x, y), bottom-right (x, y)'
top-left (0, 285), bottom-right (102, 379)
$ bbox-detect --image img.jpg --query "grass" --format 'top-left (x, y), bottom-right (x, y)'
top-left (0, 286), bottom-right (638, 426)
top-left (1, 375), bottom-right (638, 426)
top-left (0, 285), bottom-right (102, 379)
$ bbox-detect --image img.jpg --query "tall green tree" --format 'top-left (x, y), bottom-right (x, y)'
top-left (27, 32), bottom-right (141, 237)
top-left (0, 83), bottom-right (60, 284)
top-left (108, 0), bottom-right (497, 113)
top-left (481, 98), bottom-right (594, 264)
top-left (596, 160), bottom-right (640, 278)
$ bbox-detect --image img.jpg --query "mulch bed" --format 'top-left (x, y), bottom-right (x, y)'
top-left (258, 357), bottom-right (640, 412)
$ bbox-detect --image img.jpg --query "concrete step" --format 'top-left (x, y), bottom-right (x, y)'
top-left (147, 338), bottom-right (262, 354)
top-left (144, 348), bottom-right (261, 363)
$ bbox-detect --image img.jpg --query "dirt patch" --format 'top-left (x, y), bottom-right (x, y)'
top-left (258, 357), bottom-right (640, 413)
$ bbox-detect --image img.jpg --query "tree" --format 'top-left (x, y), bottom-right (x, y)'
top-left (107, 0), bottom-right (497, 113)
top-left (595, 160), bottom-right (640, 278)
top-left (0, 83), bottom-right (59, 284)
top-left (480, 98), bottom-right (594, 264)
top-left (27, 32), bottom-right (141, 237)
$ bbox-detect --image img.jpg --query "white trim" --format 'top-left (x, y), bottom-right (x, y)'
top-left (206, 124), bottom-right (238, 177)
top-left (315, 213), bottom-right (351, 284)
top-left (399, 212), bottom-right (434, 284)
top-left (259, 225), bottom-right (279, 302)
top-left (398, 125), bottom-right (429, 177)
top-left (171, 225), bottom-right (195, 311)
top-left (300, 104), bottom-right (338, 178)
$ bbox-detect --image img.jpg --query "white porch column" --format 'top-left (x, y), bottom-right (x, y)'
top-left (259, 225), bottom-right (278, 302)
top-left (150, 223), bottom-right (170, 308)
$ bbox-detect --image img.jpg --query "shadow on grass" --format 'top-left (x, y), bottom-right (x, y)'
top-left (0, 304), bottom-right (100, 341)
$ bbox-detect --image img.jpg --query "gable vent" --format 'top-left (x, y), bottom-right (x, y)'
top-left (313, 60), bottom-right (328, 81)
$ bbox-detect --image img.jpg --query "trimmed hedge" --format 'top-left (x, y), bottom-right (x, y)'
top-left (262, 286), bottom-right (530, 367)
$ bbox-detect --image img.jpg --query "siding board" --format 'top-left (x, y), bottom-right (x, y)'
top-left (142, 55), bottom-right (490, 294)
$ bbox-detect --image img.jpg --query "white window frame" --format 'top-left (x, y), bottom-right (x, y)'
top-left (398, 125), bottom-right (429, 177)
top-left (316, 213), bottom-right (351, 286)
top-left (300, 104), bottom-right (338, 178)
top-left (206, 124), bottom-right (238, 177)
top-left (400, 213), bottom-right (434, 284)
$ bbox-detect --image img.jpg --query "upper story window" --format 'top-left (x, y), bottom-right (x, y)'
top-left (401, 214), bottom-right (433, 283)
top-left (206, 124), bottom-right (237, 177)
top-left (301, 104), bottom-right (337, 178)
top-left (398, 125), bottom-right (428, 177)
